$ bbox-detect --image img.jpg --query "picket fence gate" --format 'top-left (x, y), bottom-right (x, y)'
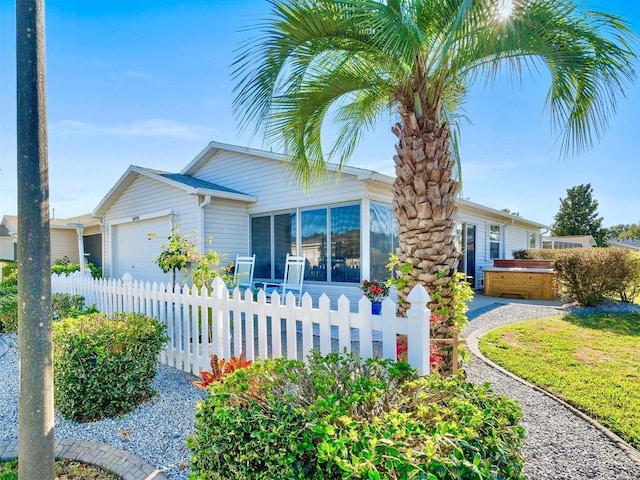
top-left (51, 273), bottom-right (432, 376)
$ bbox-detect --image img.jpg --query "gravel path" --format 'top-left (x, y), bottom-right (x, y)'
top-left (2, 300), bottom-right (639, 479)
top-left (463, 301), bottom-right (640, 480)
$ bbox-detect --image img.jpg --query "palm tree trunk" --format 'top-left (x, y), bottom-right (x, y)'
top-left (392, 107), bottom-right (462, 374)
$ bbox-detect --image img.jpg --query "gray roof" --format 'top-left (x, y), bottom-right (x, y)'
top-left (156, 173), bottom-right (248, 196)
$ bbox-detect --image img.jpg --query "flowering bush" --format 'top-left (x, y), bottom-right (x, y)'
top-left (359, 279), bottom-right (390, 303)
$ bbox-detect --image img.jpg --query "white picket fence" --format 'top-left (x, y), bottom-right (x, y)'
top-left (51, 273), bottom-right (431, 376)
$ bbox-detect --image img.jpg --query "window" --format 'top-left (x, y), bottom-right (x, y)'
top-left (331, 204), bottom-right (360, 282)
top-left (489, 224), bottom-right (501, 259)
top-left (251, 202), bottom-right (395, 284)
top-left (370, 202), bottom-right (396, 280)
top-left (250, 212), bottom-right (296, 279)
top-left (251, 216), bottom-right (271, 278)
top-left (274, 213), bottom-right (296, 278)
top-left (300, 205), bottom-right (361, 283)
top-left (301, 209), bottom-right (327, 281)
top-left (528, 232), bottom-right (537, 249)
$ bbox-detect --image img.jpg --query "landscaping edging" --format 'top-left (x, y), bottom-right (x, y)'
top-left (465, 322), bottom-right (640, 468)
top-left (0, 439), bottom-right (167, 480)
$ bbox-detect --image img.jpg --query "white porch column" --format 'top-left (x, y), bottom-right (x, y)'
top-left (69, 223), bottom-right (86, 272)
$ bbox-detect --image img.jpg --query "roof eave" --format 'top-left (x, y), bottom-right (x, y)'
top-left (458, 198), bottom-right (549, 229)
top-left (191, 188), bottom-right (256, 203)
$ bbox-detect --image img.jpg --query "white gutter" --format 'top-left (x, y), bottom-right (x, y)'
top-left (198, 195), bottom-right (212, 254)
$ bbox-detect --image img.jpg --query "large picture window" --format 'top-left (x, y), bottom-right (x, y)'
top-left (251, 202), bottom-right (395, 284)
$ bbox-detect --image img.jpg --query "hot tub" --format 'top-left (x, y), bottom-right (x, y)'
top-left (483, 267), bottom-right (557, 300)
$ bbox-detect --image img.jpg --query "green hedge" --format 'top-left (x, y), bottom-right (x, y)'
top-left (0, 261), bottom-right (18, 286)
top-left (188, 352), bottom-right (525, 479)
top-left (51, 293), bottom-right (98, 320)
top-left (513, 248), bottom-right (640, 305)
top-left (0, 283), bottom-right (18, 334)
top-left (553, 248), bottom-right (639, 305)
top-left (53, 312), bottom-right (168, 422)
top-left (0, 292), bottom-right (96, 334)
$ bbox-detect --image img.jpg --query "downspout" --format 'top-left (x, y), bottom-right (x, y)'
top-left (198, 195), bottom-right (211, 254)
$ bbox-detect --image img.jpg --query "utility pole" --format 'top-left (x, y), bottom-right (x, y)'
top-left (16, 0), bottom-right (55, 478)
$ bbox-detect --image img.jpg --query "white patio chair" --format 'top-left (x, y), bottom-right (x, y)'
top-left (261, 254), bottom-right (305, 305)
top-left (230, 254), bottom-right (255, 292)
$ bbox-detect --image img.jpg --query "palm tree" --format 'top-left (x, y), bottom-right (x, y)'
top-left (233, 0), bottom-right (636, 371)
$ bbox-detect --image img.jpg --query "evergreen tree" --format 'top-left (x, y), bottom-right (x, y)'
top-left (552, 184), bottom-right (604, 245)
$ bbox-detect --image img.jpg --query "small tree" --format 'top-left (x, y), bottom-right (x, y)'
top-left (619, 224), bottom-right (640, 239)
top-left (153, 225), bottom-right (197, 288)
top-left (552, 184), bottom-right (605, 245)
top-left (153, 226), bottom-right (233, 290)
top-left (192, 249), bottom-right (233, 290)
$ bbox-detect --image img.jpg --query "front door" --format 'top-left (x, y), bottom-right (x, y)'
top-left (460, 224), bottom-right (476, 288)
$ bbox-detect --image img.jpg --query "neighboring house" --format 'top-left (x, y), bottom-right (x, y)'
top-left (92, 141), bottom-right (547, 305)
top-left (50, 214), bottom-right (103, 268)
top-left (0, 215), bottom-right (18, 261)
top-left (0, 213), bottom-right (102, 268)
top-left (606, 237), bottom-right (640, 250)
top-left (542, 235), bottom-right (597, 249)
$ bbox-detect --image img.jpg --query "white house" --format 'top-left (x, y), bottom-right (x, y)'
top-left (0, 215), bottom-right (17, 261)
top-left (92, 141), bottom-right (547, 304)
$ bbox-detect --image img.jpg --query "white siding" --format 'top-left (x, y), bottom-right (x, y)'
top-left (504, 226), bottom-right (528, 259)
top-left (101, 174), bottom-right (199, 278)
top-left (203, 199), bottom-right (249, 262)
top-left (191, 150), bottom-right (369, 214)
top-left (0, 238), bottom-right (15, 261)
top-left (84, 225), bottom-right (101, 236)
top-left (50, 229), bottom-right (79, 264)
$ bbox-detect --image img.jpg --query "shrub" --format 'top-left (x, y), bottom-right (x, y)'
top-left (51, 256), bottom-right (81, 276)
top-left (188, 352), bottom-right (525, 480)
top-left (611, 250), bottom-right (640, 303)
top-left (0, 261), bottom-right (18, 286)
top-left (553, 248), bottom-right (639, 306)
top-left (0, 283), bottom-right (18, 334)
top-left (51, 293), bottom-right (98, 320)
top-left (512, 248), bottom-right (561, 260)
top-left (53, 312), bottom-right (168, 422)
top-left (0, 290), bottom-right (95, 334)
top-left (51, 257), bottom-right (101, 279)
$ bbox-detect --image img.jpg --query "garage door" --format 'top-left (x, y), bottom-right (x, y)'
top-left (113, 217), bottom-right (172, 283)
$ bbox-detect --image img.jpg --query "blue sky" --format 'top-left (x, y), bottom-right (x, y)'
top-left (0, 0), bottom-right (638, 227)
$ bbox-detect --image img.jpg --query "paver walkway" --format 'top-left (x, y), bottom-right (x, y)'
top-left (0, 439), bottom-right (167, 480)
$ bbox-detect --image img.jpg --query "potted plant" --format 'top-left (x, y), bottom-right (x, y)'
top-left (359, 279), bottom-right (390, 314)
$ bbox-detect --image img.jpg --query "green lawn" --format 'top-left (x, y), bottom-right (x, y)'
top-left (479, 313), bottom-right (640, 450)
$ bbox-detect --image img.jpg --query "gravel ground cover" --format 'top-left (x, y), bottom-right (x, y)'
top-left (2, 299), bottom-right (639, 479)
top-left (0, 344), bottom-right (205, 479)
top-left (463, 301), bottom-right (640, 480)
